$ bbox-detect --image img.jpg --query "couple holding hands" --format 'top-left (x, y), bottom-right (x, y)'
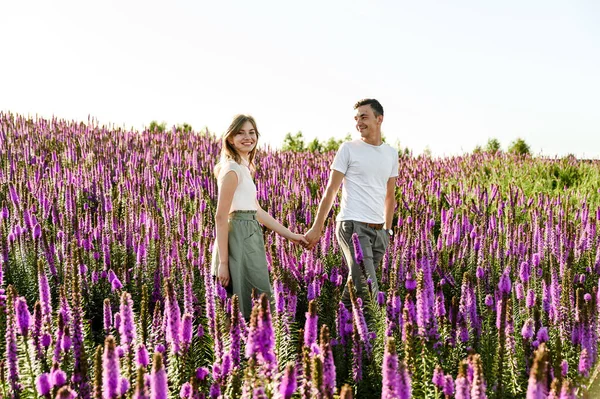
top-left (211, 99), bottom-right (399, 319)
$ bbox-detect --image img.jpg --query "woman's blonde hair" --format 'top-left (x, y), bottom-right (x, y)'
top-left (214, 114), bottom-right (260, 177)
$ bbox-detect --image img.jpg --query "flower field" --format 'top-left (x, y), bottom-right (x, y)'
top-left (2, 111), bottom-right (600, 398)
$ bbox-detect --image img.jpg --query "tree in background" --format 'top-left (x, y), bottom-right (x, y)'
top-left (282, 131), bottom-right (306, 152)
top-left (485, 138), bottom-right (502, 154)
top-left (177, 123), bottom-right (193, 133)
top-left (508, 138), bottom-right (531, 156)
top-left (149, 121), bottom-right (167, 133)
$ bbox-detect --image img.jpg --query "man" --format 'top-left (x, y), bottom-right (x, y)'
top-left (304, 98), bottom-right (398, 305)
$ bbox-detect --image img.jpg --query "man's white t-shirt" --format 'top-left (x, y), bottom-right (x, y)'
top-left (331, 139), bottom-right (399, 224)
top-left (217, 160), bottom-right (258, 212)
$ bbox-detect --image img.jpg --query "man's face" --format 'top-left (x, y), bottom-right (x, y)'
top-left (354, 105), bottom-right (382, 138)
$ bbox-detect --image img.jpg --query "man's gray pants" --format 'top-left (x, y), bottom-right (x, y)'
top-left (336, 220), bottom-right (390, 307)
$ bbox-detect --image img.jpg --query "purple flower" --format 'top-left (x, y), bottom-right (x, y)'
top-left (135, 344), bottom-right (150, 367)
top-left (52, 367), bottom-right (67, 387)
top-left (377, 291), bottom-right (386, 306)
top-left (484, 294), bottom-right (494, 307)
top-left (579, 349), bottom-right (590, 377)
top-left (432, 365), bottom-right (445, 388)
top-left (196, 367), bottom-right (209, 381)
top-left (278, 363), bottom-right (297, 399)
top-left (519, 261), bottom-right (531, 283)
top-left (15, 296), bottom-right (31, 336)
top-left (119, 293), bottom-right (137, 347)
top-left (522, 318), bottom-right (534, 340)
top-left (180, 382), bottom-right (192, 398)
top-left (382, 338), bottom-right (400, 399)
top-left (443, 375), bottom-right (455, 396)
top-left (181, 313), bottom-right (193, 346)
top-left (526, 289), bottom-right (536, 308)
top-left (151, 353), bottom-right (168, 399)
top-left (561, 360), bottom-right (568, 377)
top-left (36, 373), bottom-right (52, 396)
top-left (304, 300), bottom-right (318, 348)
top-left (103, 336), bottom-right (121, 398)
top-left (537, 327), bottom-right (549, 343)
top-left (351, 233), bottom-right (364, 264)
top-left (120, 376), bottom-right (130, 396)
top-left (498, 267), bottom-right (511, 295)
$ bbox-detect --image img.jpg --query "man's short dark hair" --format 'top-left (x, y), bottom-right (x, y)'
top-left (354, 98), bottom-right (384, 117)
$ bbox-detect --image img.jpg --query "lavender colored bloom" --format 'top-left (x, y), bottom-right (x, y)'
top-left (119, 292), bottom-right (137, 346)
top-left (377, 291), bottom-right (386, 306)
top-left (41, 332), bottom-right (52, 347)
top-left (433, 365), bottom-right (445, 388)
top-left (181, 313), bottom-right (193, 346)
top-left (519, 261), bottom-right (531, 283)
top-left (382, 338), bottom-right (400, 399)
top-left (196, 367), bottom-right (209, 381)
top-left (278, 363), bottom-right (297, 399)
top-left (579, 349), bottom-right (590, 377)
top-left (515, 283), bottom-right (524, 300)
top-left (351, 233), bottom-right (364, 264)
top-left (151, 353), bottom-right (168, 399)
top-left (120, 377), bottom-right (131, 396)
top-left (15, 296), bottom-right (31, 336)
top-left (526, 289), bottom-right (536, 308)
top-left (522, 318), bottom-right (534, 340)
top-left (561, 360), bottom-right (568, 377)
top-left (52, 368), bottom-right (67, 387)
top-left (476, 266), bottom-right (485, 279)
top-left (304, 300), bottom-right (318, 348)
top-left (136, 344), bottom-right (150, 367)
top-left (498, 268), bottom-right (511, 295)
top-left (103, 335), bottom-right (121, 398)
top-left (209, 383), bottom-right (220, 398)
top-left (180, 382), bottom-right (192, 398)
top-left (397, 359), bottom-right (412, 399)
top-left (443, 375), bottom-right (455, 396)
top-left (36, 373), bottom-right (52, 396)
top-left (114, 312), bottom-right (121, 333)
top-left (38, 265), bottom-right (52, 322)
top-left (484, 294), bottom-right (494, 307)
top-left (537, 327), bottom-right (549, 343)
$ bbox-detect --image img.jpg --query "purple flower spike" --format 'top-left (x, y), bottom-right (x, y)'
top-left (15, 296), bottom-right (31, 336)
top-left (103, 336), bottom-right (121, 398)
top-left (278, 363), bottom-right (297, 399)
top-left (351, 233), bottom-right (364, 264)
top-left (136, 344), bottom-right (150, 367)
top-left (151, 352), bottom-right (168, 399)
top-left (36, 373), bottom-right (52, 396)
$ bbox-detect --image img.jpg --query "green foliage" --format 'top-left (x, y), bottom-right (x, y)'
top-left (282, 131), bottom-right (305, 152)
top-left (485, 138), bottom-right (502, 153)
top-left (508, 138), bottom-right (531, 156)
top-left (149, 120), bottom-right (167, 133)
top-left (176, 123), bottom-right (193, 133)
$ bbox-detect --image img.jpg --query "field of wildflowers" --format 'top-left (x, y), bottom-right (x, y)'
top-left (2, 111), bottom-right (600, 398)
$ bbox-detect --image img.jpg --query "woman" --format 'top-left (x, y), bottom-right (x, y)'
top-left (212, 114), bottom-right (307, 319)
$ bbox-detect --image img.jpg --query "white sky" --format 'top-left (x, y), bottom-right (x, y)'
top-left (2, 0), bottom-right (599, 157)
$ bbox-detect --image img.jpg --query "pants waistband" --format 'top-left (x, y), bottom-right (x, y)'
top-left (229, 210), bottom-right (257, 220)
top-left (351, 221), bottom-right (385, 230)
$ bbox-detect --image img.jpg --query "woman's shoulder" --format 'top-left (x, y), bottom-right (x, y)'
top-left (217, 159), bottom-right (243, 180)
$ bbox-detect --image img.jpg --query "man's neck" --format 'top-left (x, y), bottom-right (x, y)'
top-left (361, 134), bottom-right (382, 146)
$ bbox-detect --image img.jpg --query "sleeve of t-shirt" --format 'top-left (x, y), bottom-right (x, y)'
top-left (218, 161), bottom-right (242, 185)
top-left (389, 147), bottom-right (399, 178)
top-left (331, 143), bottom-right (350, 174)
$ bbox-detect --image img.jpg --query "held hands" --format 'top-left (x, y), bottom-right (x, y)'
top-left (288, 232), bottom-right (309, 246)
top-left (217, 262), bottom-right (230, 287)
top-left (303, 225), bottom-right (323, 250)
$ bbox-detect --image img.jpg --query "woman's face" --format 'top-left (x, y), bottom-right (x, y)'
top-left (228, 120), bottom-right (258, 156)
